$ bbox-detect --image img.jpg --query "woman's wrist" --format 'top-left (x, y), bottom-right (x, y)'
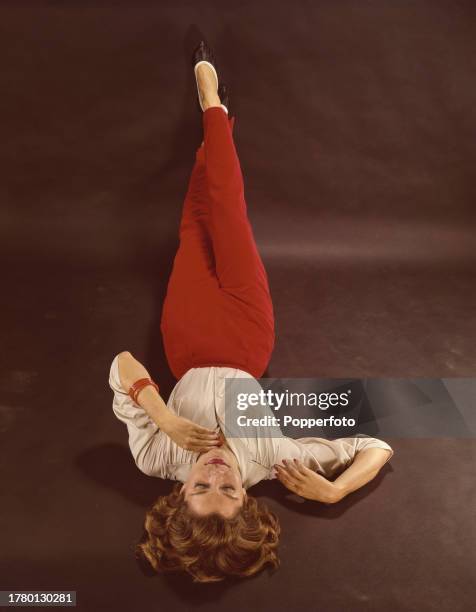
top-left (116, 352), bottom-right (170, 428)
top-left (128, 378), bottom-right (159, 404)
top-left (312, 480), bottom-right (345, 504)
top-left (328, 482), bottom-right (346, 503)
top-left (134, 385), bottom-right (171, 429)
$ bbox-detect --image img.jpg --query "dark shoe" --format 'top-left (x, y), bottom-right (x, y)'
top-left (192, 39), bottom-right (217, 71)
top-left (218, 82), bottom-right (230, 116)
top-left (192, 40), bottom-right (228, 114)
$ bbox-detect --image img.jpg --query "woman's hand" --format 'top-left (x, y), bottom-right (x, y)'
top-left (274, 459), bottom-right (342, 504)
top-left (160, 412), bottom-right (222, 453)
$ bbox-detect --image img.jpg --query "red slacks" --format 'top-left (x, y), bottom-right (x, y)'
top-left (160, 107), bottom-right (275, 380)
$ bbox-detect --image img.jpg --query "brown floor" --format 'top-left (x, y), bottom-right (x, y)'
top-left (1, 2), bottom-right (475, 611)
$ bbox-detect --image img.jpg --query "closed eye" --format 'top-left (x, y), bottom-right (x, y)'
top-left (190, 483), bottom-right (238, 500)
top-left (194, 482), bottom-right (210, 489)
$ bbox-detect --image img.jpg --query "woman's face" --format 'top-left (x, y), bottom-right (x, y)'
top-left (181, 446), bottom-right (246, 519)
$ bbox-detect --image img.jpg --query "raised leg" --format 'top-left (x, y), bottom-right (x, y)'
top-left (202, 107), bottom-right (271, 304)
top-left (161, 110), bottom-right (275, 380)
top-left (164, 113), bottom-right (237, 293)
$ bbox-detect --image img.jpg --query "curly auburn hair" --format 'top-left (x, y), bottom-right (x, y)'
top-left (135, 482), bottom-right (280, 582)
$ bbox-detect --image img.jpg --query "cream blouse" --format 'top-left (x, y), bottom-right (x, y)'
top-left (109, 354), bottom-right (393, 489)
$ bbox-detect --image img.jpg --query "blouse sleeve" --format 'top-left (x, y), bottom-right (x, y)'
top-left (288, 434), bottom-right (394, 479)
top-left (108, 354), bottom-right (170, 478)
top-left (330, 435), bottom-right (394, 469)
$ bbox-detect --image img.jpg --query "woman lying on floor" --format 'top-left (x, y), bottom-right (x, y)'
top-left (108, 40), bottom-right (393, 583)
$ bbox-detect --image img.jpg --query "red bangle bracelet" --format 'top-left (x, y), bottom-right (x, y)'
top-left (128, 378), bottom-right (160, 404)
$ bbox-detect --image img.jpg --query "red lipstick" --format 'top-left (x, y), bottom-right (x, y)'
top-left (206, 458), bottom-right (228, 466)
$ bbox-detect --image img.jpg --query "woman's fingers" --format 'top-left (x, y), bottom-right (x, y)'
top-left (274, 465), bottom-right (288, 482)
top-left (293, 458), bottom-right (313, 476)
top-left (191, 429), bottom-right (221, 441)
top-left (276, 473), bottom-right (298, 494)
top-left (187, 441), bottom-right (216, 451)
top-left (275, 464), bottom-right (297, 488)
top-left (189, 440), bottom-right (221, 451)
top-left (281, 459), bottom-right (305, 481)
top-left (187, 441), bottom-right (216, 452)
top-left (193, 424), bottom-right (220, 438)
top-left (196, 433), bottom-right (221, 441)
